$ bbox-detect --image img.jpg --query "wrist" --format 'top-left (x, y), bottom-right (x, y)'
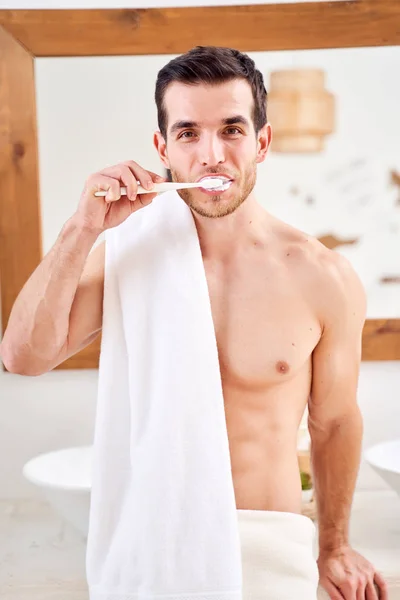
top-left (66, 214), bottom-right (103, 241)
top-left (318, 532), bottom-right (349, 553)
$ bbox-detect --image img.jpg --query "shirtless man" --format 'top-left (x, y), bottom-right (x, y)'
top-left (0, 46), bottom-right (387, 600)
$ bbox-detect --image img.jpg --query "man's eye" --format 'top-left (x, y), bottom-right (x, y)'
top-left (225, 127), bottom-right (241, 135)
top-left (179, 131), bottom-right (195, 139)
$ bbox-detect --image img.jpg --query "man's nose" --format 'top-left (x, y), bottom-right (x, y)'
top-left (198, 135), bottom-right (225, 166)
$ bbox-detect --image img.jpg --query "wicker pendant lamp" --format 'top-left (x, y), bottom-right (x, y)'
top-left (268, 69), bottom-right (335, 153)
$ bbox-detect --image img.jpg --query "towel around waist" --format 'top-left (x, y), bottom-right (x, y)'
top-left (237, 509), bottom-right (317, 555)
top-left (236, 509), bottom-right (319, 600)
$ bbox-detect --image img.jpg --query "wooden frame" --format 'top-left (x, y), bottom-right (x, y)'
top-left (1, 1), bottom-right (400, 369)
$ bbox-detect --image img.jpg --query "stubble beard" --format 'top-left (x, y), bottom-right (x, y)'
top-left (169, 161), bottom-right (257, 219)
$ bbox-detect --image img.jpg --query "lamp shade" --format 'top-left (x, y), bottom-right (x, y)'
top-left (268, 69), bottom-right (335, 153)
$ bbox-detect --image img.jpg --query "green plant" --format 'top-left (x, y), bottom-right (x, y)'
top-left (300, 470), bottom-right (312, 491)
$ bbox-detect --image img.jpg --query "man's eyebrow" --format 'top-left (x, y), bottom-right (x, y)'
top-left (169, 115), bottom-right (250, 134)
top-left (170, 120), bottom-right (198, 134)
top-left (222, 115), bottom-right (250, 127)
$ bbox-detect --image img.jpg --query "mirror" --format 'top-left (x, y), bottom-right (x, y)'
top-left (36, 46), bottom-right (400, 317)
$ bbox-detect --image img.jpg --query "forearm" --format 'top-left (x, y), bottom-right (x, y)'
top-left (310, 408), bottom-right (363, 551)
top-left (0, 216), bottom-right (99, 374)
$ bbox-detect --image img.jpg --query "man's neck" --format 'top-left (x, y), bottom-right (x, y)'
top-left (192, 194), bottom-right (269, 261)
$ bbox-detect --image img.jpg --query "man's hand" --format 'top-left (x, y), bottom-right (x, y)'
top-left (75, 161), bottom-right (167, 235)
top-left (318, 545), bottom-right (388, 600)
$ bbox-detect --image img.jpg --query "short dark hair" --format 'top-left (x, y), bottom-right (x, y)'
top-left (155, 46), bottom-right (268, 139)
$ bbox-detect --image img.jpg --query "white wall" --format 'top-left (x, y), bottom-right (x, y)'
top-left (1, 45), bottom-right (399, 499)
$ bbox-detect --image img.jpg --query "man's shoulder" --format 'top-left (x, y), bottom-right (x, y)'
top-left (273, 219), bottom-right (366, 322)
top-left (274, 219), bottom-right (357, 285)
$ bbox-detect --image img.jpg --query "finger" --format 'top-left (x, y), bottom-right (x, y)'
top-left (339, 579), bottom-right (358, 600)
top-left (120, 160), bottom-right (157, 192)
top-left (373, 572), bottom-right (389, 600)
top-left (146, 169), bottom-right (168, 183)
top-left (321, 579), bottom-right (346, 600)
top-left (100, 165), bottom-right (138, 200)
top-left (365, 580), bottom-right (379, 600)
top-left (135, 191), bottom-right (158, 210)
top-left (356, 582), bottom-right (368, 600)
top-left (87, 174), bottom-right (121, 202)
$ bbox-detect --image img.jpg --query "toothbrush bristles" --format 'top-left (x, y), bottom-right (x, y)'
top-left (201, 177), bottom-right (227, 189)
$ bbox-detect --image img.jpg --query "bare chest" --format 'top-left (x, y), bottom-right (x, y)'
top-left (204, 259), bottom-right (321, 388)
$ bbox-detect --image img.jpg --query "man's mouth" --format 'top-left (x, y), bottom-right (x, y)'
top-left (197, 175), bottom-right (234, 193)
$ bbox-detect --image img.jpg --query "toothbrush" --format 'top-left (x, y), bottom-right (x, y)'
top-left (94, 177), bottom-right (227, 197)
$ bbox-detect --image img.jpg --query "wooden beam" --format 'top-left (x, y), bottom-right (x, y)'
top-left (1, 3), bottom-right (400, 366)
top-left (0, 1), bottom-right (399, 58)
top-left (362, 320), bottom-right (400, 361)
top-left (0, 24), bottom-right (101, 371)
top-left (0, 26), bottom-right (42, 346)
top-left (57, 319), bottom-right (400, 367)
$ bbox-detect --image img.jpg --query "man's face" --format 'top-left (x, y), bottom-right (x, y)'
top-left (154, 79), bottom-right (270, 218)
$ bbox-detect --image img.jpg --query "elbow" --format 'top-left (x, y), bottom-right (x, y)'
top-left (308, 407), bottom-right (363, 444)
top-left (0, 342), bottom-right (47, 376)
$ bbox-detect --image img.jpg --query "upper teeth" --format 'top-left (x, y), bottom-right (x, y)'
top-left (201, 176), bottom-right (230, 183)
top-left (199, 176), bottom-right (232, 190)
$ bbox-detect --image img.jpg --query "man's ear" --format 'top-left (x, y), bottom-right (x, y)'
top-left (256, 122), bottom-right (272, 164)
top-left (154, 131), bottom-right (170, 170)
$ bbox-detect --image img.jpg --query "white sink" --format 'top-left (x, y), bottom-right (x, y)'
top-left (364, 439), bottom-right (400, 498)
top-left (22, 445), bottom-right (92, 537)
top-left (22, 440), bottom-right (400, 539)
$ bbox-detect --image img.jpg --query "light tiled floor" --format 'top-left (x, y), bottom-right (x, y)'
top-left (1, 490), bottom-right (399, 599)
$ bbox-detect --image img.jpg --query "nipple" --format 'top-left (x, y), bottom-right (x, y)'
top-left (276, 360), bottom-right (290, 374)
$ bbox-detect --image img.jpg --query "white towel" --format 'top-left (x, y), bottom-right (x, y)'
top-left (237, 509), bottom-right (319, 600)
top-left (86, 191), bottom-right (243, 600)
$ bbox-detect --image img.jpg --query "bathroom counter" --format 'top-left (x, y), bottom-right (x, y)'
top-left (316, 489), bottom-right (400, 599)
top-left (346, 490), bottom-right (400, 584)
top-left (1, 489), bottom-right (399, 599)
top-left (0, 497), bottom-right (87, 599)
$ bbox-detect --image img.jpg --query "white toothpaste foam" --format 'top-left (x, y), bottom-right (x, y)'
top-left (200, 177), bottom-right (232, 191)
